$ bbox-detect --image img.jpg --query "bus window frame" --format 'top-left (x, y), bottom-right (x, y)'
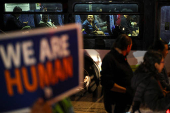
top-left (156, 2), bottom-right (170, 43)
top-left (72, 2), bottom-right (144, 40)
top-left (0, 1), bottom-right (144, 50)
top-left (2, 2), bottom-right (68, 32)
top-left (73, 3), bottom-right (139, 13)
top-left (2, 2), bottom-right (68, 13)
top-left (71, 2), bottom-right (144, 50)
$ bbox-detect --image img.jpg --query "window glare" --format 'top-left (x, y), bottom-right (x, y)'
top-left (160, 6), bottom-right (170, 45)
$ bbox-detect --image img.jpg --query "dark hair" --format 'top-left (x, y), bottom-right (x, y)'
top-left (112, 34), bottom-right (132, 50)
top-left (13, 6), bottom-right (22, 12)
top-left (149, 40), bottom-right (168, 51)
top-left (42, 14), bottom-right (48, 18)
top-left (136, 50), bottom-right (163, 74)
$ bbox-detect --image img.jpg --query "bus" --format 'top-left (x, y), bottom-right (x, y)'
top-left (0, 0), bottom-right (170, 106)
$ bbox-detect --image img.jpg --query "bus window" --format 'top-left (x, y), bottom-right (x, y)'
top-left (72, 3), bottom-right (141, 49)
top-left (72, 3), bottom-right (143, 50)
top-left (5, 3), bottom-right (63, 12)
top-left (3, 3), bottom-right (64, 32)
top-left (73, 3), bottom-right (140, 37)
top-left (74, 3), bottom-right (138, 12)
top-left (160, 6), bottom-right (170, 46)
top-left (74, 14), bottom-right (139, 37)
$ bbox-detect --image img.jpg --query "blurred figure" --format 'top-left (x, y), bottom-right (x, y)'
top-left (38, 14), bottom-right (57, 28)
top-left (95, 7), bottom-right (107, 32)
top-left (31, 97), bottom-right (74, 113)
top-left (82, 15), bottom-right (104, 35)
top-left (101, 34), bottom-right (133, 113)
top-left (96, 7), bottom-right (102, 12)
top-left (5, 6), bottom-right (28, 32)
top-left (94, 15), bottom-right (107, 32)
top-left (132, 50), bottom-right (170, 113)
top-left (116, 15), bottom-right (137, 35)
top-left (112, 26), bottom-right (123, 38)
top-left (21, 26), bottom-right (32, 34)
top-left (115, 9), bottom-right (137, 36)
top-left (31, 98), bottom-right (52, 113)
top-left (149, 40), bottom-right (169, 90)
top-left (43, 7), bottom-right (48, 12)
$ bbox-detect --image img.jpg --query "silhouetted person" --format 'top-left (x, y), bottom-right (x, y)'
top-left (82, 15), bottom-right (104, 35)
top-left (5, 6), bottom-right (28, 32)
top-left (116, 9), bottom-right (137, 36)
top-left (149, 40), bottom-right (169, 89)
top-left (132, 50), bottom-right (170, 113)
top-left (38, 14), bottom-right (56, 28)
top-left (101, 34), bottom-right (133, 113)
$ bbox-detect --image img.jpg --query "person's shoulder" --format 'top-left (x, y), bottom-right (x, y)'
top-left (120, 16), bottom-right (126, 21)
top-left (103, 51), bottom-right (116, 61)
top-left (8, 14), bottom-right (15, 18)
top-left (94, 20), bottom-right (98, 24)
top-left (82, 19), bottom-right (88, 24)
top-left (7, 15), bottom-right (15, 20)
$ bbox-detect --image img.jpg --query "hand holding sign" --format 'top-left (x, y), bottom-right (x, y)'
top-left (31, 98), bottom-right (52, 113)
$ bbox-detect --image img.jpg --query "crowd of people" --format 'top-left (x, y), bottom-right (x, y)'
top-left (101, 34), bottom-right (170, 113)
top-left (5, 6), bottom-right (138, 37)
top-left (4, 6), bottom-right (170, 113)
top-left (4, 6), bottom-right (57, 33)
top-left (81, 14), bottom-right (139, 37)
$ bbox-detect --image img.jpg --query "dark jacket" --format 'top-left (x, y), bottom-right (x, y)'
top-left (5, 14), bottom-right (25, 31)
top-left (101, 48), bottom-right (133, 103)
top-left (159, 67), bottom-right (170, 90)
top-left (132, 65), bottom-right (170, 111)
top-left (116, 16), bottom-right (133, 34)
top-left (82, 19), bottom-right (100, 34)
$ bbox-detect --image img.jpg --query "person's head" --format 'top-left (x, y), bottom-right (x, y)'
top-left (150, 40), bottom-right (168, 58)
top-left (121, 9), bottom-right (133, 20)
top-left (42, 14), bottom-right (48, 23)
top-left (43, 7), bottom-right (47, 12)
top-left (13, 6), bottom-right (22, 17)
top-left (113, 34), bottom-right (132, 56)
top-left (96, 7), bottom-right (100, 12)
top-left (87, 15), bottom-right (94, 23)
top-left (143, 50), bottom-right (164, 73)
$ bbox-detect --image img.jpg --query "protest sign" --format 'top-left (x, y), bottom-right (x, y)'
top-left (0, 24), bottom-right (83, 112)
